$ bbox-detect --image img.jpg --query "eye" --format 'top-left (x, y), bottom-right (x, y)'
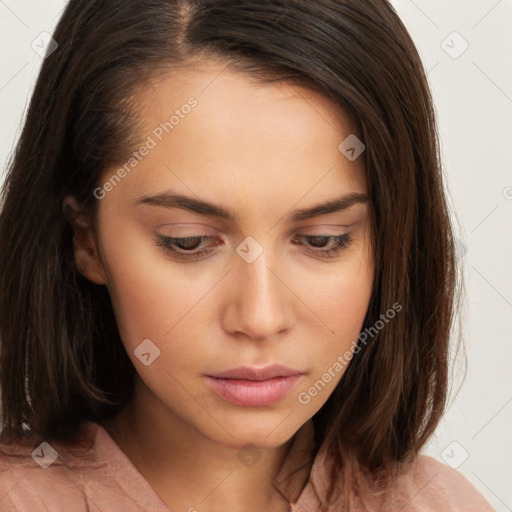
top-left (155, 233), bottom-right (353, 261)
top-left (155, 235), bottom-right (219, 261)
top-left (291, 234), bottom-right (352, 258)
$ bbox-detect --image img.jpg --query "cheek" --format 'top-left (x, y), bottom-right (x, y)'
top-left (329, 270), bottom-right (373, 328)
top-left (292, 262), bottom-right (373, 408)
top-left (101, 231), bottom-right (221, 365)
top-left (300, 257), bottom-right (374, 366)
top-left (291, 265), bottom-right (373, 414)
top-left (301, 256), bottom-right (373, 333)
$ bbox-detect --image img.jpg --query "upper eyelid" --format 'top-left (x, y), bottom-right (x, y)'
top-left (157, 232), bottom-right (350, 244)
top-left (154, 221), bottom-right (360, 235)
top-left (156, 234), bottom-right (352, 265)
top-left (157, 233), bottom-right (350, 249)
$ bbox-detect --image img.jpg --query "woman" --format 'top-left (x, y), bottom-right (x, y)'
top-left (0, 1), bottom-right (494, 510)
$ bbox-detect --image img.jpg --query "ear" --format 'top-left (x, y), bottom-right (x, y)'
top-left (62, 196), bottom-right (107, 285)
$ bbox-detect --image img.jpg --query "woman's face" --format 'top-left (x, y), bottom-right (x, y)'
top-left (78, 60), bottom-right (374, 449)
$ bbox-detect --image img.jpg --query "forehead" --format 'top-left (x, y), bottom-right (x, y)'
top-left (102, 60), bottom-right (367, 213)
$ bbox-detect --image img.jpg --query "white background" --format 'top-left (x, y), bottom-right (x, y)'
top-left (1, 1), bottom-right (511, 509)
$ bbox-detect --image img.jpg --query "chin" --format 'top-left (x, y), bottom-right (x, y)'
top-left (199, 409), bottom-right (306, 449)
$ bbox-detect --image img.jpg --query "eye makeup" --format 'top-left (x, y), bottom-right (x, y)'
top-left (154, 232), bottom-right (353, 262)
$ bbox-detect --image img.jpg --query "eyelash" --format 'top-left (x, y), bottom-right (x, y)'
top-left (155, 233), bottom-right (352, 261)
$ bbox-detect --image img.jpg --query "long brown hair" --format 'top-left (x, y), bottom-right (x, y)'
top-left (0, 0), bottom-right (460, 507)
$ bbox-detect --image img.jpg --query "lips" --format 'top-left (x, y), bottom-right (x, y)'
top-left (207, 364), bottom-right (302, 381)
top-left (206, 365), bottom-right (304, 407)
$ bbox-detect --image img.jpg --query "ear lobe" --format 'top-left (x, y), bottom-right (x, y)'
top-left (62, 196), bottom-right (107, 285)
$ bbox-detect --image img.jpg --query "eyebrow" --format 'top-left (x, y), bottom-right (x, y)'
top-left (135, 191), bottom-right (369, 222)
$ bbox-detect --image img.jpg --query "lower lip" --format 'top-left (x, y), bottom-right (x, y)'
top-left (206, 375), bottom-right (302, 407)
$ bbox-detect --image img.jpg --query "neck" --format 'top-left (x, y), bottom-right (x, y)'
top-left (100, 378), bottom-right (293, 512)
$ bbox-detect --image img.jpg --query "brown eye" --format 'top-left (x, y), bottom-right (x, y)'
top-left (292, 234), bottom-right (352, 258)
top-left (155, 235), bottom-right (218, 261)
top-left (172, 237), bottom-right (204, 251)
top-left (304, 235), bottom-right (331, 248)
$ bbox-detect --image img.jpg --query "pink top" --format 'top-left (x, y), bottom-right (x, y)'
top-left (0, 419), bottom-right (494, 511)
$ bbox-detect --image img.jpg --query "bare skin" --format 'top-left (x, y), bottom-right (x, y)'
top-left (66, 59), bottom-right (374, 512)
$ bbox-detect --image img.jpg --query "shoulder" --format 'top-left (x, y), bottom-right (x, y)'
top-left (0, 421), bottom-right (103, 472)
top-left (0, 422), bottom-right (105, 511)
top-left (372, 454), bottom-right (495, 512)
top-left (0, 421), bottom-right (169, 512)
top-left (307, 448), bottom-right (495, 512)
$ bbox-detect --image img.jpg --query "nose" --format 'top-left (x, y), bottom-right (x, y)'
top-left (221, 248), bottom-right (294, 342)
